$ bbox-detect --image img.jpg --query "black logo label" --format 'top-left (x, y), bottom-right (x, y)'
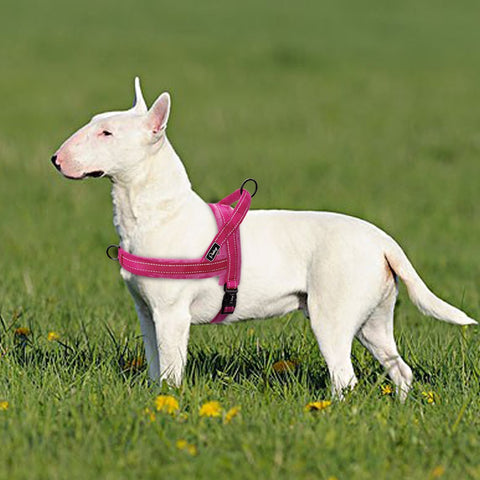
top-left (206, 242), bottom-right (220, 261)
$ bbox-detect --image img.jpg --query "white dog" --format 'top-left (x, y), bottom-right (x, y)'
top-left (52, 78), bottom-right (476, 399)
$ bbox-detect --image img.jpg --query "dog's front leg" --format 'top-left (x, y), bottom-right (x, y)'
top-left (133, 299), bottom-right (160, 380)
top-left (152, 304), bottom-right (191, 387)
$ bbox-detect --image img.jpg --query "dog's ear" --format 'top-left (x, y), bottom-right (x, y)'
top-left (146, 92), bottom-right (171, 135)
top-left (130, 77), bottom-right (147, 114)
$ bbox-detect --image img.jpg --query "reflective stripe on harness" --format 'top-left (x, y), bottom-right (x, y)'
top-left (107, 179), bottom-right (257, 323)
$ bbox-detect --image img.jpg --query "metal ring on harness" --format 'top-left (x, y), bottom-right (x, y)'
top-left (240, 178), bottom-right (258, 198)
top-left (106, 244), bottom-right (119, 261)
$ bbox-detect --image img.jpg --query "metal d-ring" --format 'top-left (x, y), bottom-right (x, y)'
top-left (106, 244), bottom-right (119, 261)
top-left (240, 178), bottom-right (258, 198)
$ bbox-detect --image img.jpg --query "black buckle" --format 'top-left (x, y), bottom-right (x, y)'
top-left (221, 285), bottom-right (238, 314)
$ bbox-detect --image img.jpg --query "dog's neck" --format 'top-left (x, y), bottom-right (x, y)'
top-left (111, 137), bottom-right (200, 249)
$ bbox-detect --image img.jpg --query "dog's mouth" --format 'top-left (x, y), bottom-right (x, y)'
top-left (62, 170), bottom-right (105, 180)
top-left (85, 170), bottom-right (105, 178)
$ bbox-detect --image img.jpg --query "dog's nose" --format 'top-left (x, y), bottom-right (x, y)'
top-left (51, 155), bottom-right (61, 171)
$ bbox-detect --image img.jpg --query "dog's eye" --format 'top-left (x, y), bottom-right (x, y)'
top-left (101, 130), bottom-right (113, 136)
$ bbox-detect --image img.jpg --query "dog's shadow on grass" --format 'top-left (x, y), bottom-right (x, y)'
top-left (7, 342), bottom-right (331, 395)
top-left (185, 347), bottom-right (331, 395)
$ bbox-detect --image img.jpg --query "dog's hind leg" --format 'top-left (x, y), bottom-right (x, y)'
top-left (306, 253), bottom-right (394, 398)
top-left (356, 288), bottom-right (413, 401)
top-left (308, 296), bottom-right (361, 399)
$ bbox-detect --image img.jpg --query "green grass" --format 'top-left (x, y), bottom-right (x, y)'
top-left (1, 1), bottom-right (479, 479)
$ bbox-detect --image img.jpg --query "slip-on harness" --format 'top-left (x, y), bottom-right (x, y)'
top-left (106, 179), bottom-right (257, 323)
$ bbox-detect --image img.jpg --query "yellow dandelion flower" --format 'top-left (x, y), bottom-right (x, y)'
top-left (176, 439), bottom-right (198, 456)
top-left (47, 331), bottom-right (60, 342)
top-left (15, 327), bottom-right (30, 336)
top-left (305, 400), bottom-right (332, 412)
top-left (381, 384), bottom-right (393, 396)
top-left (176, 439), bottom-right (188, 450)
top-left (199, 401), bottom-right (222, 417)
top-left (272, 360), bottom-right (297, 373)
top-left (155, 395), bottom-right (179, 415)
top-left (431, 465), bottom-right (445, 478)
top-left (0, 401), bottom-right (9, 411)
top-left (224, 406), bottom-right (241, 424)
top-left (247, 328), bottom-right (255, 336)
top-left (144, 407), bottom-right (156, 422)
top-left (187, 444), bottom-right (198, 456)
top-left (422, 391), bottom-right (437, 404)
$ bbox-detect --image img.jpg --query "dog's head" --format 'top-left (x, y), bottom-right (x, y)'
top-left (51, 78), bottom-right (170, 181)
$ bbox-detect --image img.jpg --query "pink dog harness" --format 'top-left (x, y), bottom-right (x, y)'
top-left (106, 179), bottom-right (257, 323)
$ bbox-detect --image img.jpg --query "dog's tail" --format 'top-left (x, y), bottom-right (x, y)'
top-left (384, 237), bottom-right (476, 325)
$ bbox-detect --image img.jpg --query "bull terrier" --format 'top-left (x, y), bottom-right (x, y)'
top-left (52, 78), bottom-right (476, 399)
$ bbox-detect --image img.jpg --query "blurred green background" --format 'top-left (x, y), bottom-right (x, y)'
top-left (0, 1), bottom-right (479, 479)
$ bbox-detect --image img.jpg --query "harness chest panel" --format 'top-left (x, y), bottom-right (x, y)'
top-left (108, 180), bottom-right (256, 323)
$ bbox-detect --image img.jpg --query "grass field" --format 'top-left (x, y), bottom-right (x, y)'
top-left (1, 1), bottom-right (479, 479)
